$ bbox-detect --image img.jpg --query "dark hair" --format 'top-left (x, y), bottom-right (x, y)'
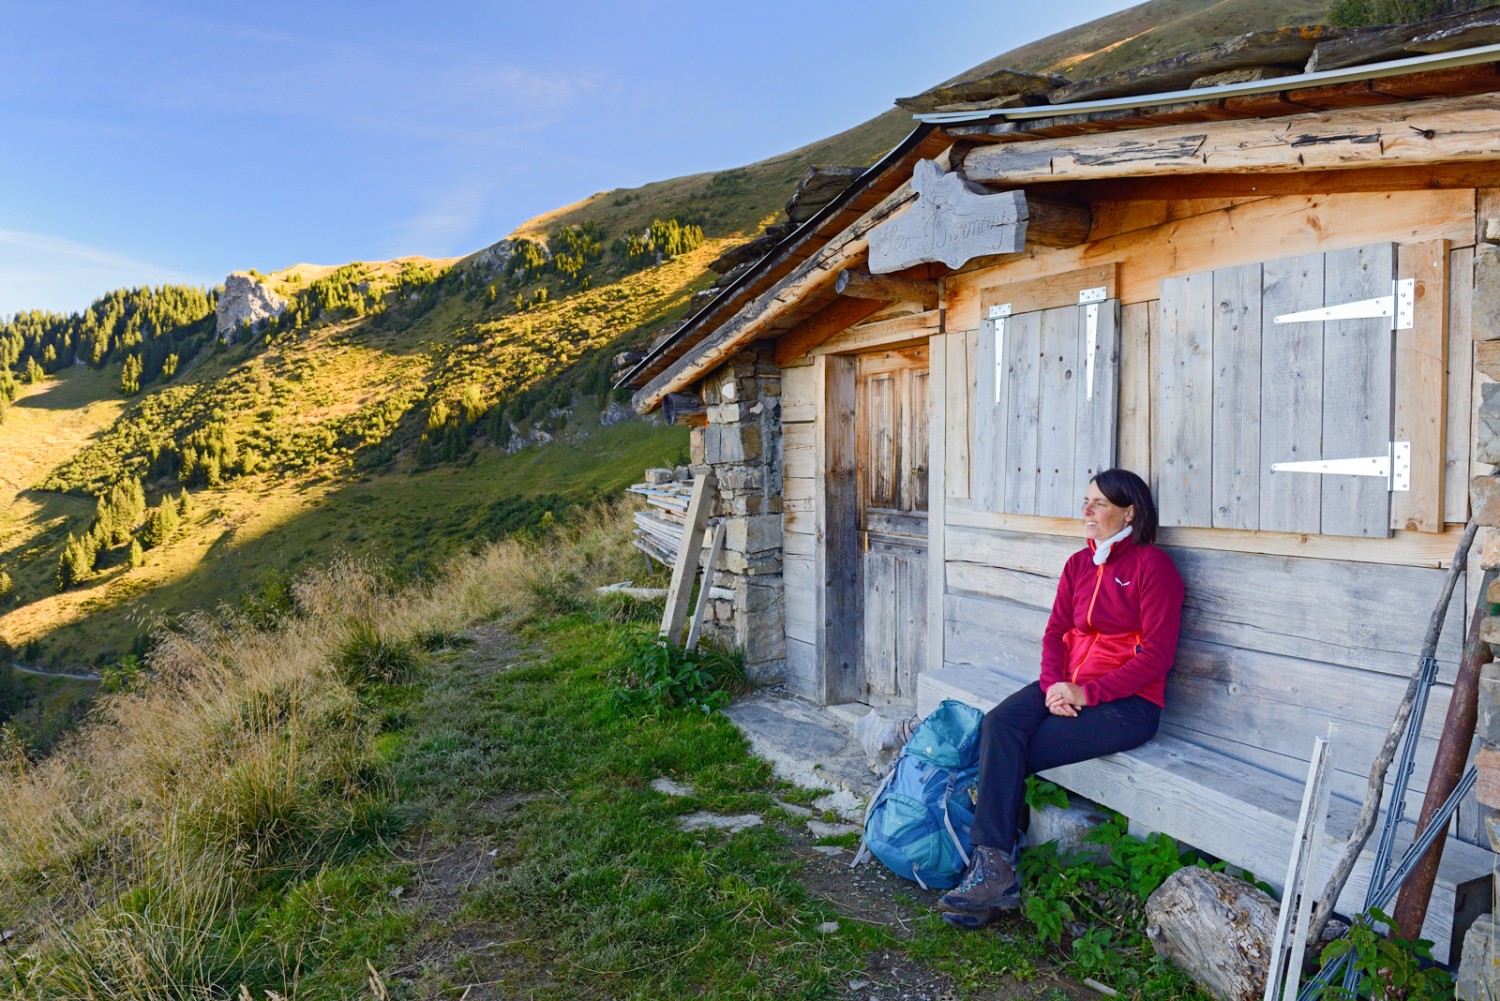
top-left (1091, 468), bottom-right (1158, 546)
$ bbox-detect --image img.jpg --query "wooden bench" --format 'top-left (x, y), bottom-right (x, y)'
top-left (919, 661), bottom-right (1494, 965)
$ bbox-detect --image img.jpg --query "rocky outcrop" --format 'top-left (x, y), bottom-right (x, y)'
top-left (470, 239), bottom-right (515, 275)
top-left (216, 273), bottom-right (287, 342)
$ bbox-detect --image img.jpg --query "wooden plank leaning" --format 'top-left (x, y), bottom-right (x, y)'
top-left (686, 520), bottom-right (726, 652)
top-left (660, 472), bottom-right (717, 646)
top-left (1264, 724), bottom-right (1337, 1001)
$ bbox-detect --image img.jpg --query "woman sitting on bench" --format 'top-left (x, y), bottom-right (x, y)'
top-left (940, 468), bottom-right (1186, 928)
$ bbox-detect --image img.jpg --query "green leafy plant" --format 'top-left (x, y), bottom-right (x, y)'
top-left (1018, 811), bottom-right (1213, 998)
top-left (612, 632), bottom-right (746, 713)
top-left (1309, 908), bottom-right (1454, 1000)
top-left (1025, 775), bottom-right (1071, 811)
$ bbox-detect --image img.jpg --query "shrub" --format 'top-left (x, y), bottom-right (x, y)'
top-left (335, 620), bottom-right (419, 687)
top-left (612, 631), bottom-right (747, 713)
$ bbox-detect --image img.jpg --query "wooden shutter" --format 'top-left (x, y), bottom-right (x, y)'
top-left (1156, 243), bottom-right (1398, 539)
top-left (973, 298), bottom-right (1121, 517)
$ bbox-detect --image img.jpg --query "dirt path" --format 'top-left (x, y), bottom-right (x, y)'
top-left (385, 623), bottom-right (1097, 1001)
top-left (9, 662), bottom-right (100, 681)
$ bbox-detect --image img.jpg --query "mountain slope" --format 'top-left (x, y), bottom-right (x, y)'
top-left (0, 0), bottom-right (1343, 683)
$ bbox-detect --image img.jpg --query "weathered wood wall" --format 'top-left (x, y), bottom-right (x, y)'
top-left (928, 178), bottom-right (1486, 842)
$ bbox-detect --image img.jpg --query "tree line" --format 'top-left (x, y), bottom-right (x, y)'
top-left (0, 285), bottom-right (218, 414)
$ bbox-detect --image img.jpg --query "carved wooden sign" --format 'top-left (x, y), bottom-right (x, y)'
top-left (868, 160), bottom-right (1026, 274)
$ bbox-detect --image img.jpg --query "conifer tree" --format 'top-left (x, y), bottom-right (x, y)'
top-left (120, 354), bottom-right (142, 394)
top-left (128, 539), bottom-right (144, 568)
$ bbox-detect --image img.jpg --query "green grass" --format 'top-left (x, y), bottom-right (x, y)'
top-left (8, 417), bottom-right (685, 669)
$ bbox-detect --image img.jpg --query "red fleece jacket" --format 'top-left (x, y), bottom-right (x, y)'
top-left (1038, 536), bottom-right (1185, 708)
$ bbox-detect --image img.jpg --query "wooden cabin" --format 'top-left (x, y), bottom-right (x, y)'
top-left (619, 22), bottom-right (1500, 962)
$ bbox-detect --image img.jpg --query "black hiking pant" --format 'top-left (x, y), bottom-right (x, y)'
top-left (969, 682), bottom-right (1160, 852)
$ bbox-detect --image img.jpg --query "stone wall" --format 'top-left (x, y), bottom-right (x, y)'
top-left (692, 344), bottom-right (786, 682)
top-left (1459, 241), bottom-right (1500, 1001)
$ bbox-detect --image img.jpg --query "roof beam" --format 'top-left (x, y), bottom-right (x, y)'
top-left (772, 297), bottom-right (893, 368)
top-left (631, 180), bottom-right (918, 413)
top-left (834, 268), bottom-right (939, 309)
top-left (960, 92), bottom-right (1500, 185)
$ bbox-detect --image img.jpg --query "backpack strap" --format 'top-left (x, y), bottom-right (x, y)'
top-left (851, 753), bottom-right (902, 870)
top-left (940, 772), bottom-right (972, 869)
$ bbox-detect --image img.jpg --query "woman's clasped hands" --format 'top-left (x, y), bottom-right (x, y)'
top-left (1044, 681), bottom-right (1087, 717)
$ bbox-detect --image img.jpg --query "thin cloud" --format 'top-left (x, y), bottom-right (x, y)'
top-left (386, 181), bottom-right (493, 258)
top-left (0, 230), bottom-right (211, 317)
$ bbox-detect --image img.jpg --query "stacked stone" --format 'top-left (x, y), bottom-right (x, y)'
top-left (692, 345), bottom-right (786, 682)
top-left (1458, 238), bottom-right (1500, 1000)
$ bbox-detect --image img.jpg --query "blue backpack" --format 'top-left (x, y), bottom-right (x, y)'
top-left (853, 700), bottom-right (985, 889)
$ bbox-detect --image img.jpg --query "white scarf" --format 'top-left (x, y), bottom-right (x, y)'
top-left (1092, 524), bottom-right (1134, 566)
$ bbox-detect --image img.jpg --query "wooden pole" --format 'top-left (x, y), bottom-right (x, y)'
top-left (1391, 566), bottom-right (1497, 941)
top-left (685, 521), bottom-right (726, 651)
top-left (660, 473), bottom-right (716, 646)
top-left (662, 392), bottom-right (707, 427)
top-left (1306, 518), bottom-right (1477, 945)
top-left (835, 268), bottom-right (939, 310)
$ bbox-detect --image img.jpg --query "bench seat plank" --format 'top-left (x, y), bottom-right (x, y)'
top-left (919, 664), bottom-right (1493, 964)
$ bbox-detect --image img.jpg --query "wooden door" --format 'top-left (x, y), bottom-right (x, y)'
top-left (856, 346), bottom-right (929, 702)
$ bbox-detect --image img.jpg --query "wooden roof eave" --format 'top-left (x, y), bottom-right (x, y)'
top-left (631, 168), bottom-right (944, 413)
top-left (630, 139), bottom-right (969, 413)
top-left (618, 125), bottom-right (944, 408)
top-left (959, 89), bottom-right (1500, 186)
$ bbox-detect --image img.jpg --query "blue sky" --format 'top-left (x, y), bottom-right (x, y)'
top-left (0, 0), bottom-right (1135, 317)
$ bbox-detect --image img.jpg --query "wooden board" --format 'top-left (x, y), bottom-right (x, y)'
top-left (1074, 299), bottom-right (1120, 498)
top-left (944, 497), bottom-right (1465, 569)
top-left (784, 637), bottom-right (818, 696)
top-left (918, 659), bottom-right (1493, 964)
top-left (1446, 245), bottom-right (1476, 525)
top-left (1210, 264), bottom-right (1262, 530)
top-left (972, 314), bottom-right (1009, 511)
top-left (1156, 272), bottom-right (1215, 527)
top-left (1318, 243), bottom-right (1396, 538)
top-left (660, 473), bottom-right (715, 644)
top-left (862, 539), bottom-right (929, 699)
top-left (930, 333), bottom-right (950, 678)
top-left (811, 308), bottom-right (939, 358)
top-left (1394, 240), bottom-right (1450, 533)
top-left (780, 362), bottom-right (817, 423)
top-left (1036, 305), bottom-right (1080, 517)
top-left (1118, 301), bottom-right (1153, 480)
top-left (943, 331), bottom-right (972, 503)
top-left (944, 188), bottom-right (1474, 329)
top-left (783, 422), bottom-right (815, 480)
top-left (972, 263), bottom-right (1119, 318)
top-left (1259, 252), bottom-right (1326, 535)
top-left (1003, 310), bottom-right (1043, 515)
top-left (939, 525), bottom-right (1467, 678)
top-left (961, 92), bottom-right (1500, 186)
top-left (816, 355), bottom-right (862, 704)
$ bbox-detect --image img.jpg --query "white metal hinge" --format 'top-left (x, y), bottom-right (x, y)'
top-left (1273, 279), bottom-right (1415, 330)
top-left (1079, 287), bottom-right (1105, 401)
top-left (987, 303), bottom-right (1011, 404)
top-left (1269, 441), bottom-right (1410, 492)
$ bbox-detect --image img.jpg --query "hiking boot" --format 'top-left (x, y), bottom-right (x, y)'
top-left (935, 845), bottom-right (1020, 926)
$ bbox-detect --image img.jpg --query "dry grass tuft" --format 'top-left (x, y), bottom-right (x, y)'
top-left (0, 498), bottom-right (644, 994)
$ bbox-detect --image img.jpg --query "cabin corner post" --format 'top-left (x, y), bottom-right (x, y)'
top-left (691, 344), bottom-right (787, 685)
